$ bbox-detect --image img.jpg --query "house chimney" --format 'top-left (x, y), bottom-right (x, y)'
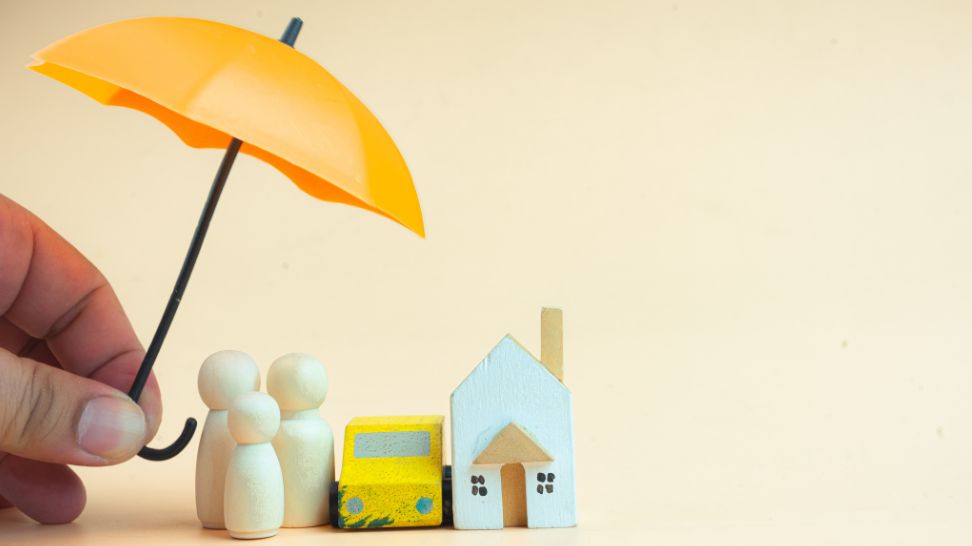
top-left (540, 307), bottom-right (563, 382)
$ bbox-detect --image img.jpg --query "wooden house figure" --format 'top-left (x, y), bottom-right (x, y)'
top-left (450, 308), bottom-right (576, 529)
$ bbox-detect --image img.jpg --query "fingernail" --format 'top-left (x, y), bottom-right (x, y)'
top-left (77, 396), bottom-right (146, 460)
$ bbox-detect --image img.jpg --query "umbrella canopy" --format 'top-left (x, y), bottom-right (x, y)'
top-left (30, 16), bottom-right (424, 237)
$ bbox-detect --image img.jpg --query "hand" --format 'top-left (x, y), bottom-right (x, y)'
top-left (0, 195), bottom-right (162, 523)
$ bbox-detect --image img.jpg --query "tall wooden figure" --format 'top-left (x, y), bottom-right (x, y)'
top-left (196, 350), bottom-right (261, 529)
top-left (450, 308), bottom-right (577, 529)
top-left (224, 392), bottom-right (285, 539)
top-left (267, 353), bottom-right (335, 527)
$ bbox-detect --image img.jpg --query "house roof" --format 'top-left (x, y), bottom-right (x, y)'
top-left (473, 422), bottom-right (554, 465)
top-left (452, 335), bottom-right (571, 401)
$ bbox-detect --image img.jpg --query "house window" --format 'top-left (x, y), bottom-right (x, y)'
top-left (536, 472), bottom-right (555, 494)
top-left (470, 474), bottom-right (487, 496)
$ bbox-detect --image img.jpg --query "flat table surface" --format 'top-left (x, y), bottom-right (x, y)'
top-left (3, 0), bottom-right (972, 545)
top-left (0, 477), bottom-right (968, 546)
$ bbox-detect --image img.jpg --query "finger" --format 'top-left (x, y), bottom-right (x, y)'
top-left (10, 337), bottom-right (162, 445)
top-left (0, 318), bottom-right (30, 354)
top-left (90, 352), bottom-right (162, 439)
top-left (0, 320), bottom-right (161, 439)
top-left (18, 338), bottom-right (58, 367)
top-left (0, 196), bottom-right (161, 437)
top-left (0, 348), bottom-right (147, 465)
top-left (24, 338), bottom-right (162, 439)
top-left (0, 454), bottom-right (85, 523)
top-left (0, 319), bottom-right (57, 371)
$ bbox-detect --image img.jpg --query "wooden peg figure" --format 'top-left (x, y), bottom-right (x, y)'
top-left (224, 392), bottom-right (285, 539)
top-left (267, 353), bottom-right (335, 527)
top-left (196, 350), bottom-right (260, 529)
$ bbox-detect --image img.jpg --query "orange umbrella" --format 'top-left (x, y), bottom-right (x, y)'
top-left (30, 17), bottom-right (425, 460)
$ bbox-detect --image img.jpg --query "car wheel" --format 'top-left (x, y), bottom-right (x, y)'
top-left (441, 465), bottom-right (453, 527)
top-left (329, 481), bottom-right (341, 528)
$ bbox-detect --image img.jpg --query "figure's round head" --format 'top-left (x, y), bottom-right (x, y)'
top-left (228, 392), bottom-right (280, 444)
top-left (197, 350), bottom-right (260, 410)
top-left (267, 353), bottom-right (329, 411)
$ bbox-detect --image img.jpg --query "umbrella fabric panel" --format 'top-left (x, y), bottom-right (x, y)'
top-left (29, 16), bottom-right (424, 237)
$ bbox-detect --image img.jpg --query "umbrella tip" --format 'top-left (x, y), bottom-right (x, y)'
top-left (280, 17), bottom-right (303, 47)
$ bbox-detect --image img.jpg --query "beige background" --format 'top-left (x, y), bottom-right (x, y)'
top-left (1, 0), bottom-right (971, 544)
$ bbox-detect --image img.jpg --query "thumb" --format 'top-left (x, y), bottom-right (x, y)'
top-left (0, 348), bottom-right (147, 465)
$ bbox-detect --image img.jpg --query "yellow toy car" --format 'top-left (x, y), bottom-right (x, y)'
top-left (330, 416), bottom-right (453, 528)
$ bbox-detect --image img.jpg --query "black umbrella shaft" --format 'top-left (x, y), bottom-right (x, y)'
top-left (132, 16), bottom-right (303, 461)
top-left (128, 138), bottom-right (243, 402)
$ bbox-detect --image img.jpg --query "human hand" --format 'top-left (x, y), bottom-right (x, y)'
top-left (0, 195), bottom-right (161, 523)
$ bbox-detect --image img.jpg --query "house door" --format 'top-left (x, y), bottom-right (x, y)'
top-left (501, 463), bottom-right (527, 527)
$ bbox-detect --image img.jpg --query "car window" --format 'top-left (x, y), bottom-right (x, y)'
top-left (354, 431), bottom-right (431, 458)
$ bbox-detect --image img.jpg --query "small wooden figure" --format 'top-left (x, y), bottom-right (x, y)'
top-left (195, 350), bottom-right (261, 529)
top-left (224, 392), bottom-right (285, 539)
top-left (267, 353), bottom-right (335, 527)
top-left (333, 416), bottom-right (445, 529)
top-left (450, 308), bottom-right (577, 529)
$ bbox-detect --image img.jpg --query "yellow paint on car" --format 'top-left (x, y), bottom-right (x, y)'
top-left (337, 416), bottom-right (444, 528)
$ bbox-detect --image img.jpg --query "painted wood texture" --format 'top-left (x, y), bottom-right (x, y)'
top-left (272, 412), bottom-right (334, 527)
top-left (195, 351), bottom-right (260, 529)
top-left (195, 410), bottom-right (234, 529)
top-left (540, 307), bottom-right (564, 382)
top-left (224, 393), bottom-right (285, 540)
top-left (336, 416), bottom-right (444, 529)
top-left (474, 422), bottom-right (553, 464)
top-left (501, 463), bottom-right (527, 527)
top-left (451, 333), bottom-right (577, 529)
top-left (268, 353), bottom-right (334, 528)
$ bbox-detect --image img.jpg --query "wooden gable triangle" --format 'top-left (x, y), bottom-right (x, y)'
top-left (473, 422), bottom-right (554, 465)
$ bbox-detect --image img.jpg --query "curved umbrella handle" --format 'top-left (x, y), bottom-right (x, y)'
top-left (131, 17), bottom-right (304, 461)
top-left (137, 418), bottom-right (198, 460)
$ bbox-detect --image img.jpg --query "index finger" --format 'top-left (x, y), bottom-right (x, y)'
top-left (0, 195), bottom-right (161, 436)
